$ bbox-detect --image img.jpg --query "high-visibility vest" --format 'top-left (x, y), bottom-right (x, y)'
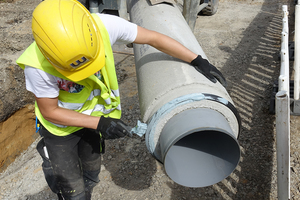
top-left (16, 14), bottom-right (121, 136)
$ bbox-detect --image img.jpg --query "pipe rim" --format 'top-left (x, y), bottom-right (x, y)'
top-left (159, 108), bottom-right (241, 187)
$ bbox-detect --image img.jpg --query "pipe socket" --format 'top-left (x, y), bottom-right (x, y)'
top-left (160, 108), bottom-right (240, 187)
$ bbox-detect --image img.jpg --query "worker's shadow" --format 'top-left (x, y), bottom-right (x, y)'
top-left (100, 135), bottom-right (157, 190)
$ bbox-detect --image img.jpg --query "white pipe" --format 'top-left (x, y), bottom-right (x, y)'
top-left (275, 90), bottom-right (290, 200)
top-left (279, 5), bottom-right (289, 92)
top-left (294, 5), bottom-right (300, 100)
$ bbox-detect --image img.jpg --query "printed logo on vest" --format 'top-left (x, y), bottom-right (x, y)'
top-left (70, 57), bottom-right (89, 68)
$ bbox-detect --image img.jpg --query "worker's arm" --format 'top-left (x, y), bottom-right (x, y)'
top-left (133, 26), bottom-right (226, 87)
top-left (36, 96), bottom-right (99, 129)
top-left (134, 26), bottom-right (198, 63)
top-left (35, 97), bottom-right (130, 138)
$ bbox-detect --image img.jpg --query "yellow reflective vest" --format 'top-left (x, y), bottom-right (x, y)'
top-left (16, 14), bottom-right (121, 136)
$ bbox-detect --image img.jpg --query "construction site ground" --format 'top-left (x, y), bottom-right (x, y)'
top-left (0, 0), bottom-right (300, 199)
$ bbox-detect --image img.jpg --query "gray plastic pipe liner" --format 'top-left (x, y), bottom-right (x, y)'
top-left (127, 0), bottom-right (241, 187)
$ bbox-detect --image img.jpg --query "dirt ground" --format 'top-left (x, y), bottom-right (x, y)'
top-left (0, 0), bottom-right (300, 199)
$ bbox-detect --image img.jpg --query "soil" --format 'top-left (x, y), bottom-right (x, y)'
top-left (0, 0), bottom-right (300, 200)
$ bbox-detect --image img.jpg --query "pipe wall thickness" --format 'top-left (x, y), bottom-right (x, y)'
top-left (127, 0), bottom-right (241, 187)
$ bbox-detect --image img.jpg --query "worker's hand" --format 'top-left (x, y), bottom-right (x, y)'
top-left (191, 55), bottom-right (227, 87)
top-left (97, 117), bottom-right (131, 139)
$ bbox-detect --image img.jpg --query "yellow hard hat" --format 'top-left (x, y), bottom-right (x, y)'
top-left (32, 0), bottom-right (105, 82)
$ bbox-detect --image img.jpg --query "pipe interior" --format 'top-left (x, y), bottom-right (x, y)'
top-left (164, 130), bottom-right (240, 188)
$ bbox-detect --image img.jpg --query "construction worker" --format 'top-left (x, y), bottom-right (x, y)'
top-left (16, 0), bottom-right (225, 199)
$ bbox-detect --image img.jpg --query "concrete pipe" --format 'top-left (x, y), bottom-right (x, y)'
top-left (127, 0), bottom-right (241, 187)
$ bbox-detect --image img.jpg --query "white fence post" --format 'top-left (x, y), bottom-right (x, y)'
top-left (294, 4), bottom-right (300, 100)
top-left (279, 5), bottom-right (289, 92)
top-left (276, 91), bottom-right (290, 200)
top-left (276, 5), bottom-right (290, 200)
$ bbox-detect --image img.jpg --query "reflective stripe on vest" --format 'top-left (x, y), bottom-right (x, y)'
top-left (57, 93), bottom-right (121, 113)
top-left (17, 15), bottom-right (121, 136)
top-left (54, 103), bottom-right (121, 128)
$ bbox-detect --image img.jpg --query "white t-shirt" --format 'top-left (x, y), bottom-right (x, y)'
top-left (24, 13), bottom-right (137, 98)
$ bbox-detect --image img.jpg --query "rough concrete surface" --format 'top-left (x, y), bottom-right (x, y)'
top-left (0, 0), bottom-right (300, 199)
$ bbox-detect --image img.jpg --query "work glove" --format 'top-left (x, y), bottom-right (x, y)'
top-left (191, 55), bottom-right (227, 87)
top-left (97, 117), bottom-right (131, 139)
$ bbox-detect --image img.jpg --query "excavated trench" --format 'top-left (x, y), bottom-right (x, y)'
top-left (0, 104), bottom-right (38, 172)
